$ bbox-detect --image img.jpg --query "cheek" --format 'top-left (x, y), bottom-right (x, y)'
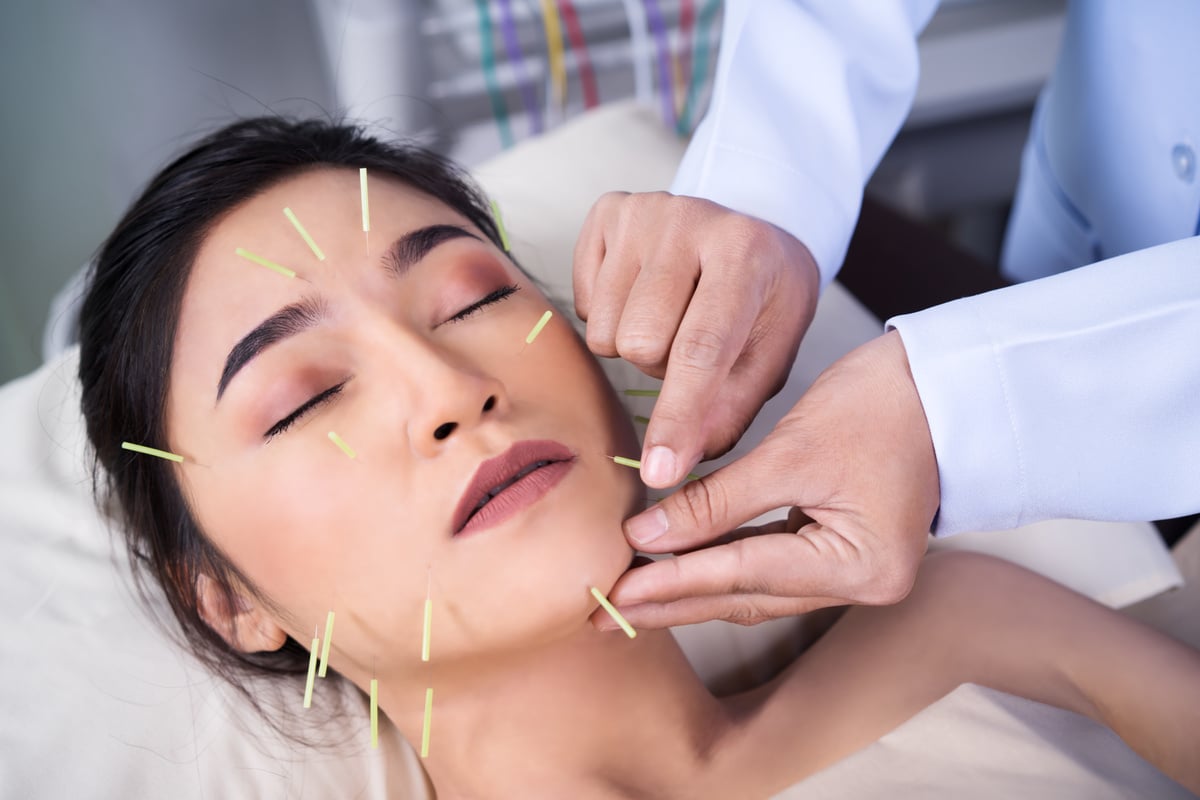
top-left (181, 446), bottom-right (436, 649)
top-left (431, 457), bottom-right (639, 660)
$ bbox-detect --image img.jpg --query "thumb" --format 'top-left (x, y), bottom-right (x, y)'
top-left (623, 439), bottom-right (795, 553)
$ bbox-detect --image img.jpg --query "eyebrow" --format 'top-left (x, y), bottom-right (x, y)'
top-left (382, 224), bottom-right (481, 277)
top-left (217, 297), bottom-right (326, 402)
top-left (215, 225), bottom-right (481, 402)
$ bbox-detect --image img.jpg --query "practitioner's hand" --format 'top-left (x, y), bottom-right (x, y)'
top-left (591, 331), bottom-right (940, 630)
top-left (573, 192), bottom-right (819, 489)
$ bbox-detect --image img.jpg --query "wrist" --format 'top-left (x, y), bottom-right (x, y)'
top-left (877, 330), bottom-right (940, 527)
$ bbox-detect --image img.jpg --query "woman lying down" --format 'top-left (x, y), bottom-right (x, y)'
top-left (78, 118), bottom-right (1200, 798)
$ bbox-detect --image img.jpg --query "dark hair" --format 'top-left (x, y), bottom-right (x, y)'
top-left (78, 117), bottom-right (505, 737)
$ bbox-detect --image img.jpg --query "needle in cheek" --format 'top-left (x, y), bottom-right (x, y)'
top-left (524, 310), bottom-right (553, 345)
top-left (328, 431), bottom-right (357, 459)
top-left (607, 454), bottom-right (699, 481)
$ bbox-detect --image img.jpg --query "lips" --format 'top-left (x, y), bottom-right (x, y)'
top-left (452, 440), bottom-right (575, 536)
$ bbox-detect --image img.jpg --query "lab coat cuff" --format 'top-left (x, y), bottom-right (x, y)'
top-left (670, 146), bottom-right (854, 292)
top-left (887, 302), bottom-right (1026, 536)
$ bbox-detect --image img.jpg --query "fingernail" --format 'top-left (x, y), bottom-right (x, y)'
top-left (642, 446), bottom-right (677, 486)
top-left (626, 507), bottom-right (668, 545)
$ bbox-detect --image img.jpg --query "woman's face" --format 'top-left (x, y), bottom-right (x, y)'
top-left (168, 168), bottom-right (641, 683)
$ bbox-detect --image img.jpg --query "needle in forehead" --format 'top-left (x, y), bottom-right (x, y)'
top-left (235, 247), bottom-right (297, 279)
top-left (283, 207), bottom-right (326, 261)
top-left (490, 199), bottom-right (511, 252)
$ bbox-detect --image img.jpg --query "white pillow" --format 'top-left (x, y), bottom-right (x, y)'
top-left (1, 101), bottom-right (1182, 797)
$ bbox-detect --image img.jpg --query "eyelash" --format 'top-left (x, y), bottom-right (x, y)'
top-left (265, 382), bottom-right (346, 440)
top-left (262, 285), bottom-right (519, 440)
top-left (446, 283), bottom-right (520, 323)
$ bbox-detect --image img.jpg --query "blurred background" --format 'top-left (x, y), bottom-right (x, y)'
top-left (0, 0), bottom-right (1066, 384)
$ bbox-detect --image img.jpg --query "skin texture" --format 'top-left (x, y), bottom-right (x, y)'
top-left (573, 192), bottom-right (819, 488)
top-left (163, 172), bottom-right (1200, 797)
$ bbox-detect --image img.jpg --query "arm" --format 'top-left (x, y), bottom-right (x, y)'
top-left (672, 0), bottom-right (938, 287)
top-left (782, 552), bottom-right (1200, 792)
top-left (888, 235), bottom-right (1200, 535)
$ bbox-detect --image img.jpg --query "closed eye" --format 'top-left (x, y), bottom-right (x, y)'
top-left (446, 284), bottom-right (520, 324)
top-left (265, 381), bottom-right (346, 439)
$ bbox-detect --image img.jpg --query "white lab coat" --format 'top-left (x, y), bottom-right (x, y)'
top-left (673, 0), bottom-right (1200, 535)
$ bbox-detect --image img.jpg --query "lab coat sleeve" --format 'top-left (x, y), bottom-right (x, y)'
top-left (671, 0), bottom-right (939, 288)
top-left (888, 236), bottom-right (1200, 536)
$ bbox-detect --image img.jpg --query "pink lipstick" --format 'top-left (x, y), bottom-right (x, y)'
top-left (452, 440), bottom-right (575, 536)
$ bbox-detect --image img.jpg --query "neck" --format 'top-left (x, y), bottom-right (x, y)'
top-left (381, 626), bottom-right (735, 799)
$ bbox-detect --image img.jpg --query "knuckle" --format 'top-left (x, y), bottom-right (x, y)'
top-left (715, 214), bottom-right (765, 256)
top-left (862, 559), bottom-right (917, 605)
top-left (674, 324), bottom-right (730, 370)
top-left (676, 479), bottom-right (731, 531)
top-left (723, 600), bottom-right (771, 627)
top-left (585, 325), bottom-right (618, 358)
top-left (626, 191), bottom-right (663, 215)
top-left (615, 326), bottom-right (670, 367)
top-left (596, 191), bottom-right (631, 214)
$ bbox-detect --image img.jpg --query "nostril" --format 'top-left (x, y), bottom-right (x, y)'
top-left (482, 395), bottom-right (496, 413)
top-left (433, 422), bottom-right (457, 441)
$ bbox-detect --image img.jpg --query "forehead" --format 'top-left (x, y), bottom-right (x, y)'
top-left (186, 166), bottom-right (475, 304)
top-left (203, 168), bottom-right (466, 250)
top-left (172, 168), bottom-right (476, 396)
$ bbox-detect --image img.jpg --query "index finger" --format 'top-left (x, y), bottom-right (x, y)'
top-left (641, 272), bottom-right (758, 485)
top-left (572, 192), bottom-right (628, 320)
top-left (609, 531), bottom-right (853, 607)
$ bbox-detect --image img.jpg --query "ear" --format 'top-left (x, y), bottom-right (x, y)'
top-left (195, 573), bottom-right (288, 653)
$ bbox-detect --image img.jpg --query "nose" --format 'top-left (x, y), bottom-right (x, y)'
top-left (408, 353), bottom-right (506, 458)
